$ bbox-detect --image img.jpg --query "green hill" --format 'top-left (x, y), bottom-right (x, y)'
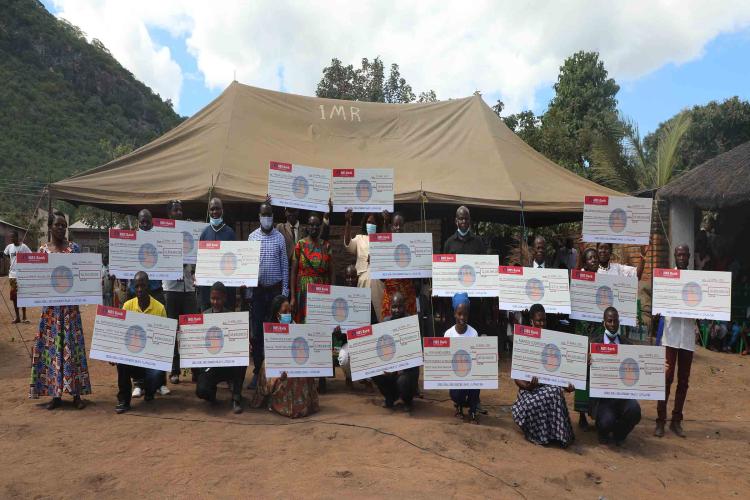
top-left (0, 0), bottom-right (183, 220)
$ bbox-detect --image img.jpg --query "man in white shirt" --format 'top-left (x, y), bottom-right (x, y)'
top-left (529, 235), bottom-right (549, 268)
top-left (596, 242), bottom-right (648, 280)
top-left (589, 307), bottom-right (641, 445)
top-left (3, 231), bottom-right (31, 323)
top-left (654, 244), bottom-right (697, 439)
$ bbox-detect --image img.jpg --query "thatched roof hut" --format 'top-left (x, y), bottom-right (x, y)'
top-left (659, 140), bottom-right (750, 209)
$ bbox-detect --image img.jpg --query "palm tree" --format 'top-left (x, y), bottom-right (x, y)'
top-left (590, 112), bottom-right (691, 192)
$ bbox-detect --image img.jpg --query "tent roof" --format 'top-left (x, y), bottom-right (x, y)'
top-left (659, 140), bottom-right (750, 209)
top-left (50, 81), bottom-right (620, 223)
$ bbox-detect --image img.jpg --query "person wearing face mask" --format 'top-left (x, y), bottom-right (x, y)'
top-left (199, 197), bottom-right (237, 312)
top-left (194, 282), bottom-right (247, 414)
top-left (250, 295), bottom-right (319, 418)
top-left (511, 304), bottom-right (576, 447)
top-left (344, 209), bottom-right (386, 322)
top-left (290, 212), bottom-right (334, 323)
top-left (443, 206), bottom-right (487, 335)
top-left (246, 200), bottom-right (289, 390)
top-left (588, 307), bottom-right (641, 445)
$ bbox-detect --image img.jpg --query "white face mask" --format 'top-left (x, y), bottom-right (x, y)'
top-left (366, 223), bottom-right (377, 235)
top-left (457, 227), bottom-right (470, 237)
top-left (260, 216), bottom-right (273, 230)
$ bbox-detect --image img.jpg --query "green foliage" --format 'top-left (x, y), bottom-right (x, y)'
top-left (316, 57), bottom-right (435, 103)
top-left (644, 97), bottom-right (750, 169)
top-left (0, 0), bottom-right (183, 223)
top-left (590, 113), bottom-right (692, 191)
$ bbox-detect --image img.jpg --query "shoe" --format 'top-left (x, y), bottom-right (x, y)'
top-left (115, 402), bottom-right (131, 414)
top-left (232, 399), bottom-right (243, 414)
top-left (469, 411), bottom-right (480, 425)
top-left (132, 387), bottom-right (143, 398)
top-left (144, 393), bottom-right (155, 402)
top-left (246, 374), bottom-right (258, 390)
top-left (46, 397), bottom-right (62, 410)
top-left (670, 421), bottom-right (686, 438)
top-left (476, 403), bottom-right (488, 415)
top-left (403, 403), bottom-right (413, 413)
top-left (454, 404), bottom-right (464, 419)
top-left (382, 399), bottom-right (395, 409)
top-left (158, 385), bottom-right (171, 396)
top-left (169, 375), bottom-right (180, 384)
top-left (73, 396), bottom-right (86, 410)
top-left (654, 421), bottom-right (665, 437)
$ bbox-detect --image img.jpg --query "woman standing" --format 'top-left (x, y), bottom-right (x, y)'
top-left (512, 304), bottom-right (575, 447)
top-left (290, 213), bottom-right (334, 323)
top-left (29, 210), bottom-right (92, 409)
top-left (380, 212), bottom-right (418, 319)
top-left (573, 247), bottom-right (602, 430)
top-left (344, 209), bottom-right (385, 322)
top-left (250, 295), bottom-right (319, 418)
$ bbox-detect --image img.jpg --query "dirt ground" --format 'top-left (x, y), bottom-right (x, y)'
top-left (1, 280), bottom-right (748, 499)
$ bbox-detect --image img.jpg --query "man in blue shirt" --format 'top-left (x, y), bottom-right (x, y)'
top-left (198, 197), bottom-right (237, 311)
top-left (246, 200), bottom-right (289, 388)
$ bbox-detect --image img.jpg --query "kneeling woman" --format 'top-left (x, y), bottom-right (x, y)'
top-left (250, 295), bottom-right (319, 418)
top-left (512, 304), bottom-right (575, 447)
top-left (445, 293), bottom-right (480, 424)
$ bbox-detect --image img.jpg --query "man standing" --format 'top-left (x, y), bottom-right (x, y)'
top-left (529, 235), bottom-right (549, 268)
top-left (246, 200), bottom-right (289, 389)
top-left (3, 231), bottom-right (31, 323)
top-left (198, 198), bottom-right (237, 311)
top-left (128, 209), bottom-right (169, 397)
top-left (276, 207), bottom-right (300, 266)
top-left (597, 242), bottom-right (648, 280)
top-left (443, 205), bottom-right (486, 333)
top-left (589, 307), bottom-right (641, 445)
top-left (655, 244), bottom-right (697, 438)
top-left (554, 237), bottom-right (578, 270)
top-left (162, 200), bottom-right (199, 385)
top-left (115, 271), bottom-right (167, 414)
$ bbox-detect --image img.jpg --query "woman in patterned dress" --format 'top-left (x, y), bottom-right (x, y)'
top-left (290, 212), bottom-right (334, 324)
top-left (250, 295), bottom-right (319, 418)
top-left (380, 212), bottom-right (418, 320)
top-left (29, 210), bottom-right (92, 410)
top-left (574, 247), bottom-right (603, 430)
top-left (512, 304), bottom-right (575, 447)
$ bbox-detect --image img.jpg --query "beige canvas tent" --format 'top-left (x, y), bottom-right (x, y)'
top-left (50, 81), bottom-right (620, 222)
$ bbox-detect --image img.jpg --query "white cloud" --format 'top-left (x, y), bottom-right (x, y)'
top-left (51, 0), bottom-right (185, 108)
top-left (50, 0), bottom-right (750, 114)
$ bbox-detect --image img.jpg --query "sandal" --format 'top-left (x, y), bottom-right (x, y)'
top-left (469, 411), bottom-right (480, 425)
top-left (73, 396), bottom-right (86, 410)
top-left (46, 397), bottom-right (62, 410)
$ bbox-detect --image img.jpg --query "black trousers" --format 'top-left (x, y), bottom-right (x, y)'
top-left (372, 367), bottom-right (420, 406)
top-left (450, 389), bottom-right (480, 413)
top-left (250, 283), bottom-right (282, 376)
top-left (195, 367), bottom-right (247, 403)
top-left (117, 364), bottom-right (161, 404)
top-left (164, 290), bottom-right (199, 376)
top-left (596, 399), bottom-right (641, 442)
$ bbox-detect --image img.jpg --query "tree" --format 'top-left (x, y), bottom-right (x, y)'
top-left (644, 96), bottom-right (750, 169)
top-left (543, 51), bottom-right (621, 171)
top-left (316, 57), bottom-right (434, 103)
top-left (590, 112), bottom-right (692, 191)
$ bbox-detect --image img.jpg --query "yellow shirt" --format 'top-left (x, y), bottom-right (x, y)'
top-left (123, 296), bottom-right (167, 318)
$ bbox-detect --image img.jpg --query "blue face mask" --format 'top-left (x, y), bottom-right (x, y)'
top-left (457, 227), bottom-right (470, 237)
top-left (210, 216), bottom-right (223, 226)
top-left (260, 216), bottom-right (274, 231)
top-left (279, 313), bottom-right (292, 324)
top-left (366, 223), bottom-right (377, 235)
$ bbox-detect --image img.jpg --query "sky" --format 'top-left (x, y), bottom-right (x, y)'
top-left (43, 0), bottom-right (750, 136)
